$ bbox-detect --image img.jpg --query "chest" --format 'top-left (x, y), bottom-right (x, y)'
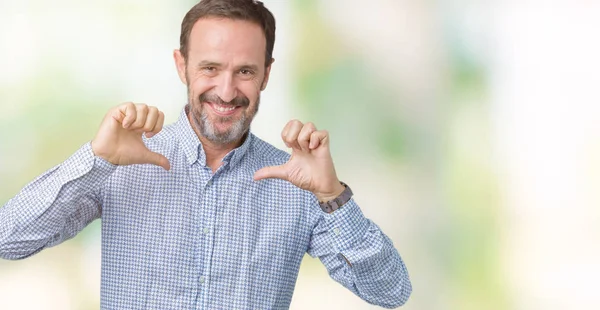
top-left (99, 163), bottom-right (311, 274)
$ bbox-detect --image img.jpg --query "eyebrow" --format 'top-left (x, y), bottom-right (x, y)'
top-left (238, 64), bottom-right (259, 72)
top-left (196, 60), bottom-right (222, 68)
top-left (196, 60), bottom-right (259, 72)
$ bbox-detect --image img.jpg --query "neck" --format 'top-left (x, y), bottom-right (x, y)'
top-left (198, 134), bottom-right (242, 172)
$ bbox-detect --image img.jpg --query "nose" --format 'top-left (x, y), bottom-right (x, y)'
top-left (215, 73), bottom-right (237, 103)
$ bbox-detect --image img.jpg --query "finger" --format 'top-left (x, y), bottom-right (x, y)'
top-left (118, 102), bottom-right (137, 128)
top-left (143, 107), bottom-right (159, 132)
top-left (131, 104), bottom-right (149, 130)
top-left (283, 120), bottom-right (303, 150)
top-left (142, 150), bottom-right (171, 171)
top-left (111, 108), bottom-right (126, 123)
top-left (253, 165), bottom-right (287, 181)
top-left (145, 111), bottom-right (164, 138)
top-left (297, 122), bottom-right (317, 152)
top-left (309, 130), bottom-right (329, 149)
top-left (280, 121), bottom-right (294, 148)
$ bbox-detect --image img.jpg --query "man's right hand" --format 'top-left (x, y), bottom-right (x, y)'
top-left (91, 102), bottom-right (171, 170)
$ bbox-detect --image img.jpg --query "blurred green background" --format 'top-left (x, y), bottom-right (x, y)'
top-left (1, 0), bottom-right (599, 309)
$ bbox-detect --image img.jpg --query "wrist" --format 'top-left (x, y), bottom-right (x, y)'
top-left (315, 182), bottom-right (346, 203)
top-left (318, 182), bottom-right (353, 213)
top-left (90, 140), bottom-right (117, 165)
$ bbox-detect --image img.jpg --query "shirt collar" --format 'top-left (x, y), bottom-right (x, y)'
top-left (175, 105), bottom-right (253, 168)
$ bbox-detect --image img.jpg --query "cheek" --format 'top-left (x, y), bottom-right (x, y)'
top-left (188, 78), bottom-right (213, 98)
top-left (186, 68), bottom-right (213, 92)
top-left (240, 82), bottom-right (262, 102)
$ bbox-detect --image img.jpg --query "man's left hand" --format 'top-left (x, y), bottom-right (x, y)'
top-left (253, 120), bottom-right (345, 202)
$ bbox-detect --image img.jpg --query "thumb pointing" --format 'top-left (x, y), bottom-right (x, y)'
top-left (254, 165), bottom-right (287, 181)
top-left (143, 151), bottom-right (171, 171)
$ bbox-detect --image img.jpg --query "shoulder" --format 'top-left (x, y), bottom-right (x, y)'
top-left (141, 122), bottom-right (180, 154)
top-left (247, 134), bottom-right (290, 167)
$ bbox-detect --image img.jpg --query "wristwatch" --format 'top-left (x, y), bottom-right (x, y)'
top-left (319, 182), bottom-right (353, 213)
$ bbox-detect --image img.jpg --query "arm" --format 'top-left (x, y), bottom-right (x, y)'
top-left (253, 120), bottom-right (412, 307)
top-left (0, 102), bottom-right (168, 260)
top-left (307, 197), bottom-right (412, 308)
top-left (0, 142), bottom-right (116, 260)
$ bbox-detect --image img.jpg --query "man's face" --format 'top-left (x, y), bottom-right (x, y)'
top-left (175, 18), bottom-right (272, 145)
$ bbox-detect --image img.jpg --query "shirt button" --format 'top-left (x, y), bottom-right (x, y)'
top-left (333, 228), bottom-right (341, 235)
top-left (206, 180), bottom-right (212, 186)
top-left (203, 227), bottom-right (209, 234)
top-left (199, 276), bottom-right (206, 284)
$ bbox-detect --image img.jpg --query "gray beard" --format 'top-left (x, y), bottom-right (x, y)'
top-left (195, 107), bottom-right (248, 145)
top-left (189, 98), bottom-right (259, 145)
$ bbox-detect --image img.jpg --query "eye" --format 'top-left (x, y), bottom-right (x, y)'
top-left (201, 67), bottom-right (217, 74)
top-left (239, 69), bottom-right (254, 76)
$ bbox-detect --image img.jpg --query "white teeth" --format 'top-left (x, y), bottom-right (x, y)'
top-left (214, 104), bottom-right (235, 112)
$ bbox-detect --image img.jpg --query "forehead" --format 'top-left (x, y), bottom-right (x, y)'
top-left (188, 18), bottom-right (266, 64)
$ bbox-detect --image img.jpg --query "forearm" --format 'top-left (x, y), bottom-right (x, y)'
top-left (309, 200), bottom-right (412, 308)
top-left (0, 142), bottom-right (116, 260)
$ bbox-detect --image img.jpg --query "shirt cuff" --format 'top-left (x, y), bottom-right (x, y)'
top-left (55, 142), bottom-right (117, 186)
top-left (321, 199), bottom-right (370, 254)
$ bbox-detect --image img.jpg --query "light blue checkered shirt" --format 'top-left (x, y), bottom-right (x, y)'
top-left (0, 107), bottom-right (411, 309)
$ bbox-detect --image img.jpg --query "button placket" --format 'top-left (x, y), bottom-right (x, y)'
top-left (333, 227), bottom-right (341, 236)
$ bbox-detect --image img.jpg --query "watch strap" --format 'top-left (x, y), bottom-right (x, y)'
top-left (319, 182), bottom-right (353, 213)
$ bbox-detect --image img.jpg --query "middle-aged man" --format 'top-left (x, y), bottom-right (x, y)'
top-left (0, 0), bottom-right (412, 308)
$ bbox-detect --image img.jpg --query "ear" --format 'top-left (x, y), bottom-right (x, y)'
top-left (260, 58), bottom-right (275, 91)
top-left (173, 49), bottom-right (187, 85)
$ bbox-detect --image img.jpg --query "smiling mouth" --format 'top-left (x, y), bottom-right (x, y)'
top-left (206, 102), bottom-right (241, 116)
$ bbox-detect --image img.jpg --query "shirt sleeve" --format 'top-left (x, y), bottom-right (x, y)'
top-left (0, 142), bottom-right (116, 260)
top-left (306, 197), bottom-right (412, 308)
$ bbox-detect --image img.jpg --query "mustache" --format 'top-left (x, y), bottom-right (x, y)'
top-left (198, 93), bottom-right (250, 107)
